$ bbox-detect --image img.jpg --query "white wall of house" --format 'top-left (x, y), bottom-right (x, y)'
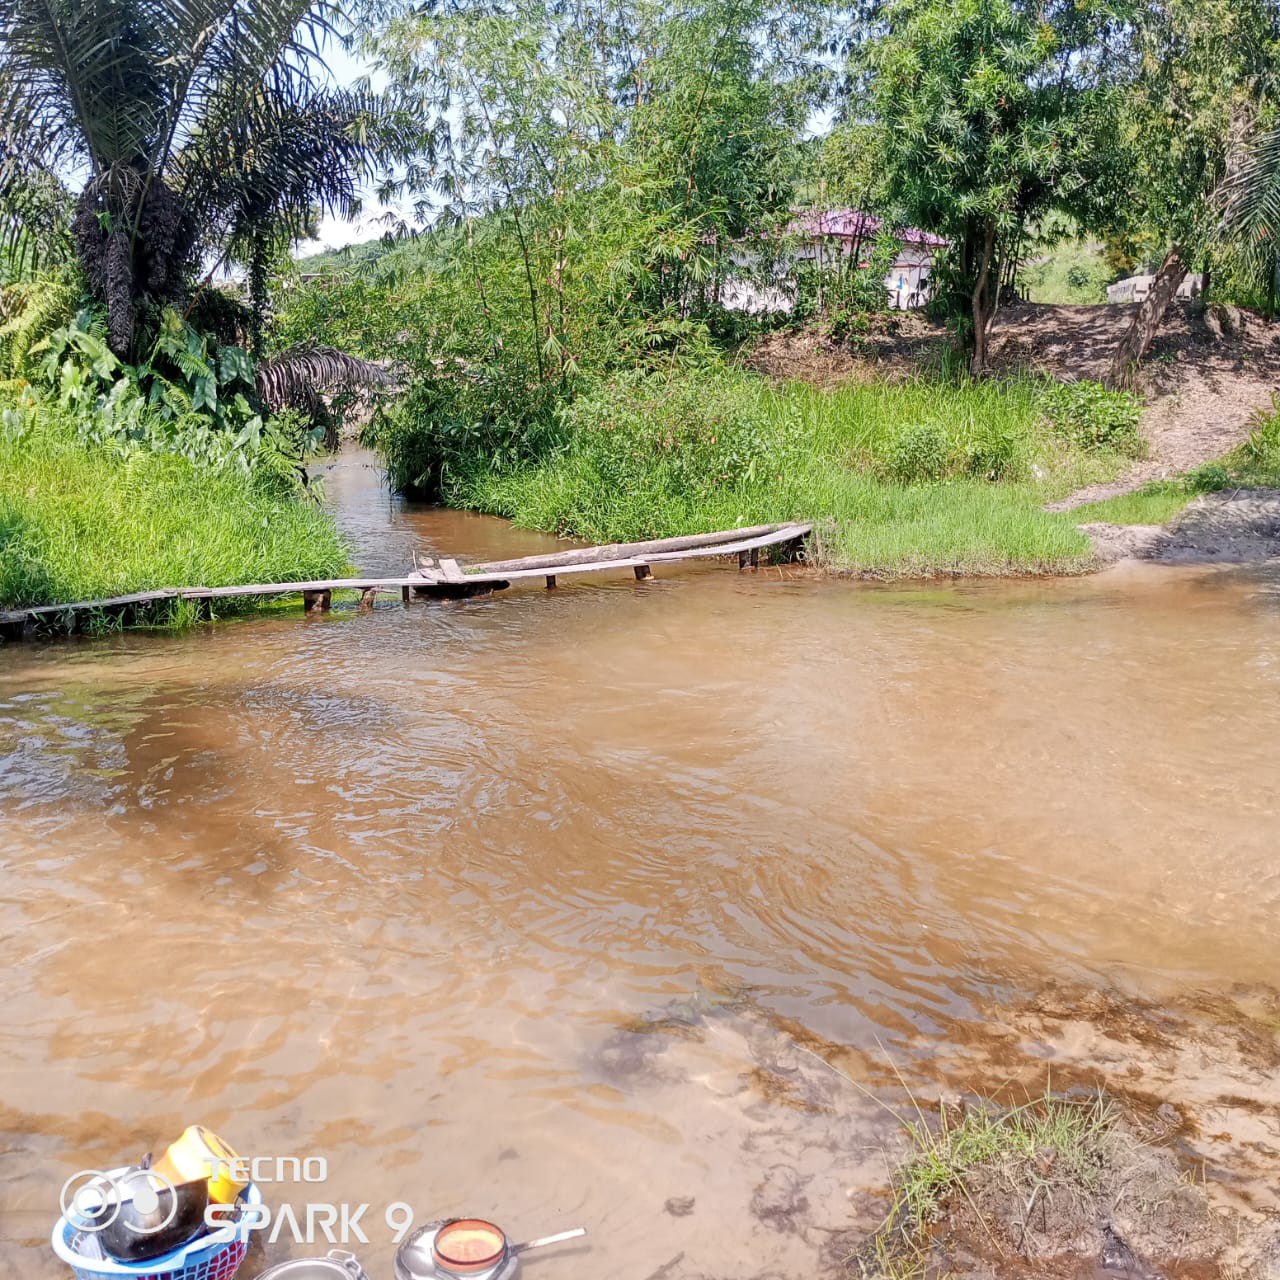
top-left (1106, 273), bottom-right (1207, 304)
top-left (720, 241), bottom-right (937, 314)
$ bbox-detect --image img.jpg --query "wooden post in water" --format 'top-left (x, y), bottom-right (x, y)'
top-left (545, 575), bottom-right (557, 589)
top-left (359, 588), bottom-right (378, 612)
top-left (302, 589), bottom-right (331, 614)
top-left (634, 565), bottom-right (652, 581)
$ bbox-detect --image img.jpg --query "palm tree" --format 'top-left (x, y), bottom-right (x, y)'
top-left (1218, 124), bottom-right (1280, 316)
top-left (0, 0), bottom-right (370, 357)
top-left (180, 80), bottom-right (400, 354)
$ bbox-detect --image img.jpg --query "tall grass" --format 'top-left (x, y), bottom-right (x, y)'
top-left (1, 401), bottom-right (349, 617)
top-left (450, 367), bottom-right (1139, 576)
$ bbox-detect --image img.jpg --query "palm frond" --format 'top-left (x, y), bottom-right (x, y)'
top-left (1218, 123), bottom-right (1280, 269)
top-left (256, 342), bottom-right (395, 412)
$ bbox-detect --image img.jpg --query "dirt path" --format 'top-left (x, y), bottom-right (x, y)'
top-left (987, 301), bottom-right (1280, 511)
top-left (1083, 487), bottom-right (1280, 564)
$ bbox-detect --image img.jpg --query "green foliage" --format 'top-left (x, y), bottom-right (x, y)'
top-left (791, 232), bottom-right (901, 331)
top-left (13, 307), bottom-right (317, 489)
top-left (1039, 380), bottom-right (1145, 455)
top-left (303, 0), bottom-right (825, 485)
top-left (815, 122), bottom-right (891, 212)
top-left (0, 277), bottom-right (75, 373)
top-left (1235, 398), bottom-right (1280, 483)
top-left (860, 0), bottom-right (1119, 370)
top-left (884, 423), bottom-right (951, 483)
top-left (1109, 0), bottom-right (1280, 272)
top-left (432, 365), bottom-right (1146, 575)
top-left (1021, 241), bottom-right (1113, 304)
top-left (0, 390), bottom-right (348, 613)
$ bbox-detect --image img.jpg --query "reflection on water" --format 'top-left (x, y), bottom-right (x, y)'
top-left (2, 450), bottom-right (1279, 1278)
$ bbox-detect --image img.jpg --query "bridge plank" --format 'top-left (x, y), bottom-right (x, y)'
top-left (0, 523), bottom-right (811, 639)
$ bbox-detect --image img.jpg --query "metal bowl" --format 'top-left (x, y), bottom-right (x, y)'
top-left (251, 1250), bottom-right (369, 1280)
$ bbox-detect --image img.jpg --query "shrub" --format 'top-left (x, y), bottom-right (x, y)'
top-left (962, 419), bottom-right (1028, 480)
top-left (884, 422), bottom-right (953, 482)
top-left (1186, 462), bottom-right (1232, 492)
top-left (1039, 380), bottom-right (1145, 456)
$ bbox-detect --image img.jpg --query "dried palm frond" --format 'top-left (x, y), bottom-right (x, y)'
top-left (256, 343), bottom-right (395, 413)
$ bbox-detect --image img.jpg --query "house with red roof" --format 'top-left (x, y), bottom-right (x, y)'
top-left (720, 209), bottom-right (950, 314)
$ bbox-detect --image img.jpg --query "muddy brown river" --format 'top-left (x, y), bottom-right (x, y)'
top-left (2, 450), bottom-right (1279, 1280)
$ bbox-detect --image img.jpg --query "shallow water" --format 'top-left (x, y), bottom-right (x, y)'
top-left (2, 450), bottom-right (1279, 1280)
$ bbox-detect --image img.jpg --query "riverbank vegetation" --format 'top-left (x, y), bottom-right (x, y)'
top-left (432, 369), bottom-right (1141, 576)
top-left (273, 0), bottom-right (1280, 576)
top-left (8, 0), bottom-right (1280, 610)
top-left (0, 0), bottom-right (401, 621)
top-left (867, 1089), bottom-right (1229, 1280)
top-left (0, 394), bottom-right (346, 615)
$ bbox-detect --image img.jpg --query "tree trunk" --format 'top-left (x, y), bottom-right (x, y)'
top-left (1107, 247), bottom-right (1186, 388)
top-left (104, 230), bottom-right (135, 358)
top-left (970, 217), bottom-right (998, 377)
top-left (247, 234), bottom-right (269, 360)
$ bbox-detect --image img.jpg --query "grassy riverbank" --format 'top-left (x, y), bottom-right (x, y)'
top-left (0, 395), bottom-right (348, 621)
top-left (382, 366), bottom-right (1145, 577)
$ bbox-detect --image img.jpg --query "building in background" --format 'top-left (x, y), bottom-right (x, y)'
top-left (721, 209), bottom-right (949, 314)
top-left (792, 210), bottom-right (948, 310)
top-left (1106, 272), bottom-right (1207, 305)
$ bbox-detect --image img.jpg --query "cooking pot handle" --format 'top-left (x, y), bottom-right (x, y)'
top-left (327, 1250), bottom-right (363, 1277)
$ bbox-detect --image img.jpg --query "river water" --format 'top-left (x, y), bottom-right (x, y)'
top-left (2, 449), bottom-right (1279, 1280)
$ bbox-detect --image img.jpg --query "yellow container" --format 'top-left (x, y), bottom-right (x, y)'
top-left (153, 1126), bottom-right (247, 1205)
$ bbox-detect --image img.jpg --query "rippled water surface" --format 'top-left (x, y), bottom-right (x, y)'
top-left (2, 450), bottom-right (1279, 1279)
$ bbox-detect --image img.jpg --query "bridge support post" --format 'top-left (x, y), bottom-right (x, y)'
top-left (303, 589), bottom-right (331, 614)
top-left (359, 588), bottom-right (378, 612)
top-left (633, 564), bottom-right (651, 581)
top-left (546, 575), bottom-right (557, 589)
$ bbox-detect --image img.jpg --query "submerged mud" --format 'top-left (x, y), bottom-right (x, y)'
top-left (1, 451), bottom-right (1279, 1280)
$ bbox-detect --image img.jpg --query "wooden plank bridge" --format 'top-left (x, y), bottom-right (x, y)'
top-left (0, 522), bottom-right (811, 642)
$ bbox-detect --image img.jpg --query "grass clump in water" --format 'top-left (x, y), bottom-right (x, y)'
top-left (869, 1090), bottom-right (1117, 1278)
top-left (0, 395), bottom-right (349, 624)
top-left (447, 366), bottom-right (1140, 577)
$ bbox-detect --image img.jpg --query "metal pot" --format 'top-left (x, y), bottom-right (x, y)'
top-left (251, 1250), bottom-right (370, 1280)
top-left (94, 1168), bottom-right (210, 1263)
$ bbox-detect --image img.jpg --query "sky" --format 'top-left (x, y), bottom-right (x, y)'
top-left (297, 42), bottom-right (406, 257)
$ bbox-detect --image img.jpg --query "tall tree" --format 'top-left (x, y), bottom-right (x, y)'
top-left (860, 0), bottom-right (1120, 376)
top-left (1103, 0), bottom-right (1279, 384)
